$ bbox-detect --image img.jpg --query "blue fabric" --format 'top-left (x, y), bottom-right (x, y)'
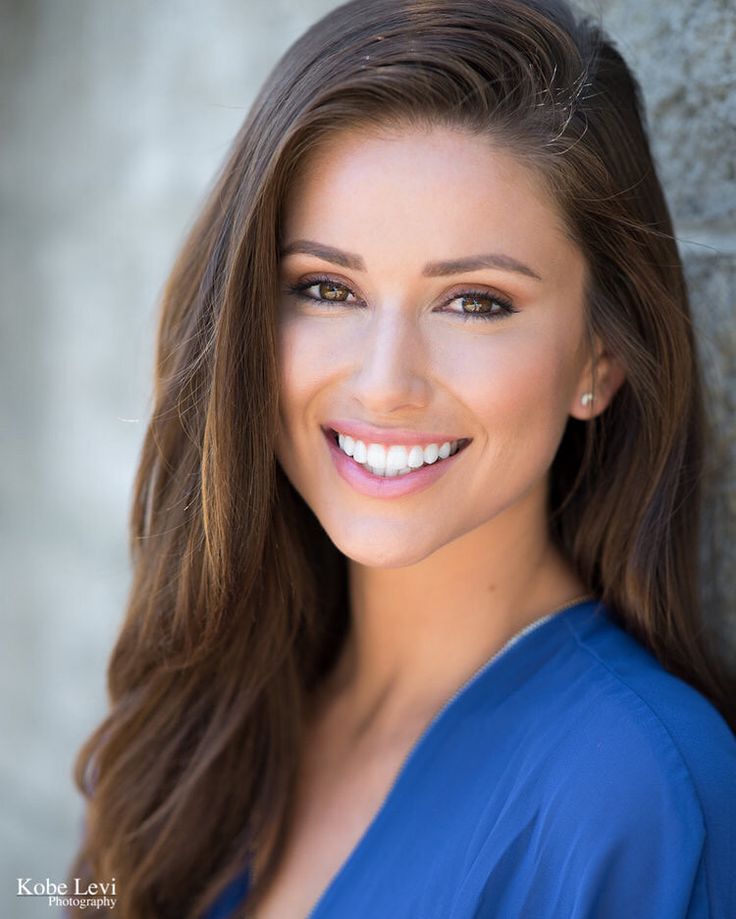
top-left (202, 600), bottom-right (736, 918)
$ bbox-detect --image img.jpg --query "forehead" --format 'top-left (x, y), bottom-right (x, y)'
top-left (281, 124), bottom-right (579, 277)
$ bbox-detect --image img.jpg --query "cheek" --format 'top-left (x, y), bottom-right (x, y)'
top-left (274, 316), bottom-right (348, 492)
top-left (440, 324), bottom-right (579, 470)
top-left (276, 318), bottom-right (329, 428)
top-left (444, 318), bottom-right (576, 397)
top-left (276, 313), bottom-right (370, 425)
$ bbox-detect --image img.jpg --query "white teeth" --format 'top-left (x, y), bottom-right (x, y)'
top-left (334, 431), bottom-right (464, 476)
top-left (423, 443), bottom-right (439, 464)
top-left (342, 434), bottom-right (355, 456)
top-left (407, 445), bottom-right (424, 468)
top-left (386, 445), bottom-right (409, 472)
top-left (366, 443), bottom-right (386, 468)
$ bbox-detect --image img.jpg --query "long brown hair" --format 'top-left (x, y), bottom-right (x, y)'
top-left (68, 1), bottom-right (736, 916)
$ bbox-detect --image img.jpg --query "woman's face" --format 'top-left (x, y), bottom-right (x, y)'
top-left (275, 124), bottom-right (597, 567)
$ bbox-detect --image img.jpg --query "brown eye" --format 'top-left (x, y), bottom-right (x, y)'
top-left (439, 290), bottom-right (517, 323)
top-left (319, 281), bottom-right (350, 301)
top-left (285, 278), bottom-right (360, 307)
top-left (460, 294), bottom-right (500, 315)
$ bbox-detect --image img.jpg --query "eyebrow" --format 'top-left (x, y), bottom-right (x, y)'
top-left (424, 253), bottom-right (542, 281)
top-left (279, 239), bottom-right (543, 282)
top-left (280, 240), bottom-right (365, 270)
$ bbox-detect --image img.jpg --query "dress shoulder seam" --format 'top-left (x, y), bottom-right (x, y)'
top-left (561, 614), bottom-right (713, 910)
top-left (560, 615), bottom-right (709, 828)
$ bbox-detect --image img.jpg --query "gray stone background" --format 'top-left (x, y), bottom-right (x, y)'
top-left (1, 1), bottom-right (733, 916)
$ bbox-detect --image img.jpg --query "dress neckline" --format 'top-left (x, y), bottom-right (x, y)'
top-left (297, 595), bottom-right (600, 919)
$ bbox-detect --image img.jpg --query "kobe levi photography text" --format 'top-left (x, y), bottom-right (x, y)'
top-left (17, 877), bottom-right (118, 910)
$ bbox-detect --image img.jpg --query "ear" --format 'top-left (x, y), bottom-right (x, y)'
top-left (568, 336), bottom-right (626, 420)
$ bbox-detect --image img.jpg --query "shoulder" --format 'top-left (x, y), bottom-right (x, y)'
top-left (534, 602), bottom-right (736, 913)
top-left (552, 602), bottom-right (736, 808)
top-left (462, 602), bottom-right (736, 918)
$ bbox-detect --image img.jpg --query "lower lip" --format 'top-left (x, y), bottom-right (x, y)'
top-left (323, 428), bottom-right (469, 499)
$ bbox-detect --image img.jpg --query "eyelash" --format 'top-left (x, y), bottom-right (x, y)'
top-left (285, 275), bottom-right (519, 323)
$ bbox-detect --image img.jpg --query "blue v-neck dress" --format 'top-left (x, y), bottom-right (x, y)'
top-left (203, 599), bottom-right (736, 918)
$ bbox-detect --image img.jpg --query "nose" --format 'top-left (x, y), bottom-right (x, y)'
top-left (350, 307), bottom-right (431, 414)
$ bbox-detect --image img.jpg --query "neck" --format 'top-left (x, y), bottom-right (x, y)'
top-left (320, 478), bottom-right (587, 742)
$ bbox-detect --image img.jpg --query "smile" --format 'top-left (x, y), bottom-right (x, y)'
top-left (321, 425), bottom-right (471, 499)
top-left (331, 429), bottom-right (468, 476)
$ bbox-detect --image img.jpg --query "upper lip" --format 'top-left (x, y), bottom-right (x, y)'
top-left (323, 419), bottom-right (470, 447)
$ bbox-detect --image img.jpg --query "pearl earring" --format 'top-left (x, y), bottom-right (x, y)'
top-left (580, 392), bottom-right (594, 406)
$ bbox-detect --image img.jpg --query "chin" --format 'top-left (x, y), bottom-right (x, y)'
top-left (325, 521), bottom-right (442, 569)
top-left (340, 544), bottom-right (431, 569)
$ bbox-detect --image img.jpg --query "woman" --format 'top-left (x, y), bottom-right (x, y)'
top-left (68, 0), bottom-right (736, 917)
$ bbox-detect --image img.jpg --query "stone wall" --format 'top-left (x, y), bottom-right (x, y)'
top-left (1, 2), bottom-right (733, 915)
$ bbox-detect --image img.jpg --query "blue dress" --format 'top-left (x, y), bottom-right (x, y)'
top-left (204, 599), bottom-right (736, 918)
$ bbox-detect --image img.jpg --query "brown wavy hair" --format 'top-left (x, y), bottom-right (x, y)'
top-left (68, 1), bottom-right (736, 916)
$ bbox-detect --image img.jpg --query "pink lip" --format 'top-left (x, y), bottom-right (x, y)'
top-left (324, 418), bottom-right (466, 448)
top-left (322, 427), bottom-right (470, 499)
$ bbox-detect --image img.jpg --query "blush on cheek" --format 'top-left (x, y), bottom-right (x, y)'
top-left (278, 318), bottom-right (348, 391)
top-left (458, 348), bottom-right (572, 495)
